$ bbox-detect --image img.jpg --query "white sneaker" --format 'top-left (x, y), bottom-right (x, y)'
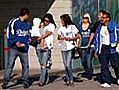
top-left (100, 83), bottom-right (111, 88)
top-left (117, 79), bottom-right (119, 85)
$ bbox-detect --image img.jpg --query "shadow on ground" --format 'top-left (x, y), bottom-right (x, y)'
top-left (1, 74), bottom-right (61, 89)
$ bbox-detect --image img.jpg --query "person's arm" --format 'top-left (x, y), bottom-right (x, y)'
top-left (87, 22), bottom-right (100, 47)
top-left (57, 34), bottom-right (66, 40)
top-left (76, 34), bottom-right (82, 47)
top-left (38, 31), bottom-right (52, 40)
top-left (38, 24), bottom-right (55, 40)
top-left (57, 26), bottom-right (65, 40)
top-left (7, 19), bottom-right (20, 46)
top-left (65, 32), bottom-right (80, 41)
top-left (87, 33), bottom-right (95, 47)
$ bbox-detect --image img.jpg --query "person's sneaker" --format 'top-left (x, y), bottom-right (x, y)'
top-left (117, 79), bottom-right (119, 85)
top-left (65, 81), bottom-right (70, 86)
top-left (2, 82), bottom-right (8, 89)
top-left (100, 83), bottom-right (111, 88)
top-left (23, 83), bottom-right (29, 88)
top-left (38, 82), bottom-right (44, 87)
top-left (80, 77), bottom-right (89, 81)
top-left (69, 81), bottom-right (74, 87)
top-left (105, 83), bottom-right (111, 88)
top-left (80, 75), bottom-right (89, 81)
top-left (81, 73), bottom-right (92, 80)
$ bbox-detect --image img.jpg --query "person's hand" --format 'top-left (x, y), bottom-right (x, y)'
top-left (16, 42), bottom-right (25, 47)
top-left (60, 36), bottom-right (66, 40)
top-left (37, 37), bottom-right (42, 41)
top-left (85, 45), bottom-right (89, 48)
top-left (65, 37), bottom-right (71, 41)
top-left (16, 42), bottom-right (21, 47)
top-left (94, 52), bottom-right (98, 58)
top-left (87, 42), bottom-right (91, 48)
top-left (29, 38), bottom-right (32, 43)
top-left (20, 43), bottom-right (25, 47)
top-left (75, 43), bottom-right (79, 47)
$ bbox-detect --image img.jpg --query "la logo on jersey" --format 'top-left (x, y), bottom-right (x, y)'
top-left (16, 29), bottom-right (30, 36)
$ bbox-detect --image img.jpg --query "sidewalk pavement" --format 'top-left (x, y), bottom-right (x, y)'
top-left (0, 68), bottom-right (119, 90)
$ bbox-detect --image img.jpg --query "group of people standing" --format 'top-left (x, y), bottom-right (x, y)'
top-left (2, 7), bottom-right (119, 89)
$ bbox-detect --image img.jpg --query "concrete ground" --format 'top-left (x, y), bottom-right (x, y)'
top-left (0, 67), bottom-right (119, 90)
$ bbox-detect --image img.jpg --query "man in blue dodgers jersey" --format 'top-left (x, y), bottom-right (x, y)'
top-left (94, 11), bottom-right (119, 88)
top-left (2, 7), bottom-right (31, 89)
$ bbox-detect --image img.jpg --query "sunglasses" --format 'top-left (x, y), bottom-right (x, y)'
top-left (101, 17), bottom-right (108, 19)
top-left (83, 17), bottom-right (89, 19)
top-left (44, 19), bottom-right (50, 23)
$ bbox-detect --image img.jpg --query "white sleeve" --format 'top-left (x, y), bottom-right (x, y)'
top-left (47, 23), bottom-right (55, 33)
top-left (72, 25), bottom-right (79, 34)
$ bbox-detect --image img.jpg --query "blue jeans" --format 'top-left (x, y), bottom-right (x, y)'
top-left (61, 50), bottom-right (73, 81)
top-left (98, 45), bottom-right (112, 84)
top-left (110, 52), bottom-right (119, 79)
top-left (4, 48), bottom-right (29, 84)
top-left (81, 47), bottom-right (94, 78)
top-left (36, 48), bottom-right (51, 83)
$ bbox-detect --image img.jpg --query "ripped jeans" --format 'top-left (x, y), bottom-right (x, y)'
top-left (36, 48), bottom-right (51, 83)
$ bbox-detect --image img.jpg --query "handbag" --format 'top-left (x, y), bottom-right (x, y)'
top-left (72, 47), bottom-right (81, 59)
top-left (29, 36), bottom-right (39, 47)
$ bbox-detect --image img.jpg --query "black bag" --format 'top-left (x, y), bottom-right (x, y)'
top-left (29, 37), bottom-right (39, 47)
top-left (72, 47), bottom-right (81, 59)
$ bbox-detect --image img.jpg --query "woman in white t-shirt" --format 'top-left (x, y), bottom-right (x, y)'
top-left (58, 14), bottom-right (80, 86)
top-left (36, 13), bottom-right (56, 86)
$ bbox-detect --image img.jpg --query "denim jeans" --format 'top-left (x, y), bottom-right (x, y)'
top-left (98, 45), bottom-right (112, 84)
top-left (4, 48), bottom-right (29, 84)
top-left (110, 52), bottom-right (119, 79)
top-left (81, 47), bottom-right (94, 78)
top-left (61, 50), bottom-right (73, 81)
top-left (36, 48), bottom-right (51, 83)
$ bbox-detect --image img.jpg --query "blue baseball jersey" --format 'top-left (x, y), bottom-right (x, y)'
top-left (78, 24), bottom-right (91, 47)
top-left (7, 17), bottom-right (31, 52)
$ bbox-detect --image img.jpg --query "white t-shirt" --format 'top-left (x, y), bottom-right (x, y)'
top-left (58, 25), bottom-right (79, 51)
top-left (43, 23), bottom-right (55, 49)
top-left (100, 26), bottom-right (110, 45)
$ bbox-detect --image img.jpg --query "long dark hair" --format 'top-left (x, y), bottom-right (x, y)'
top-left (60, 14), bottom-right (74, 27)
top-left (42, 13), bottom-right (56, 27)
